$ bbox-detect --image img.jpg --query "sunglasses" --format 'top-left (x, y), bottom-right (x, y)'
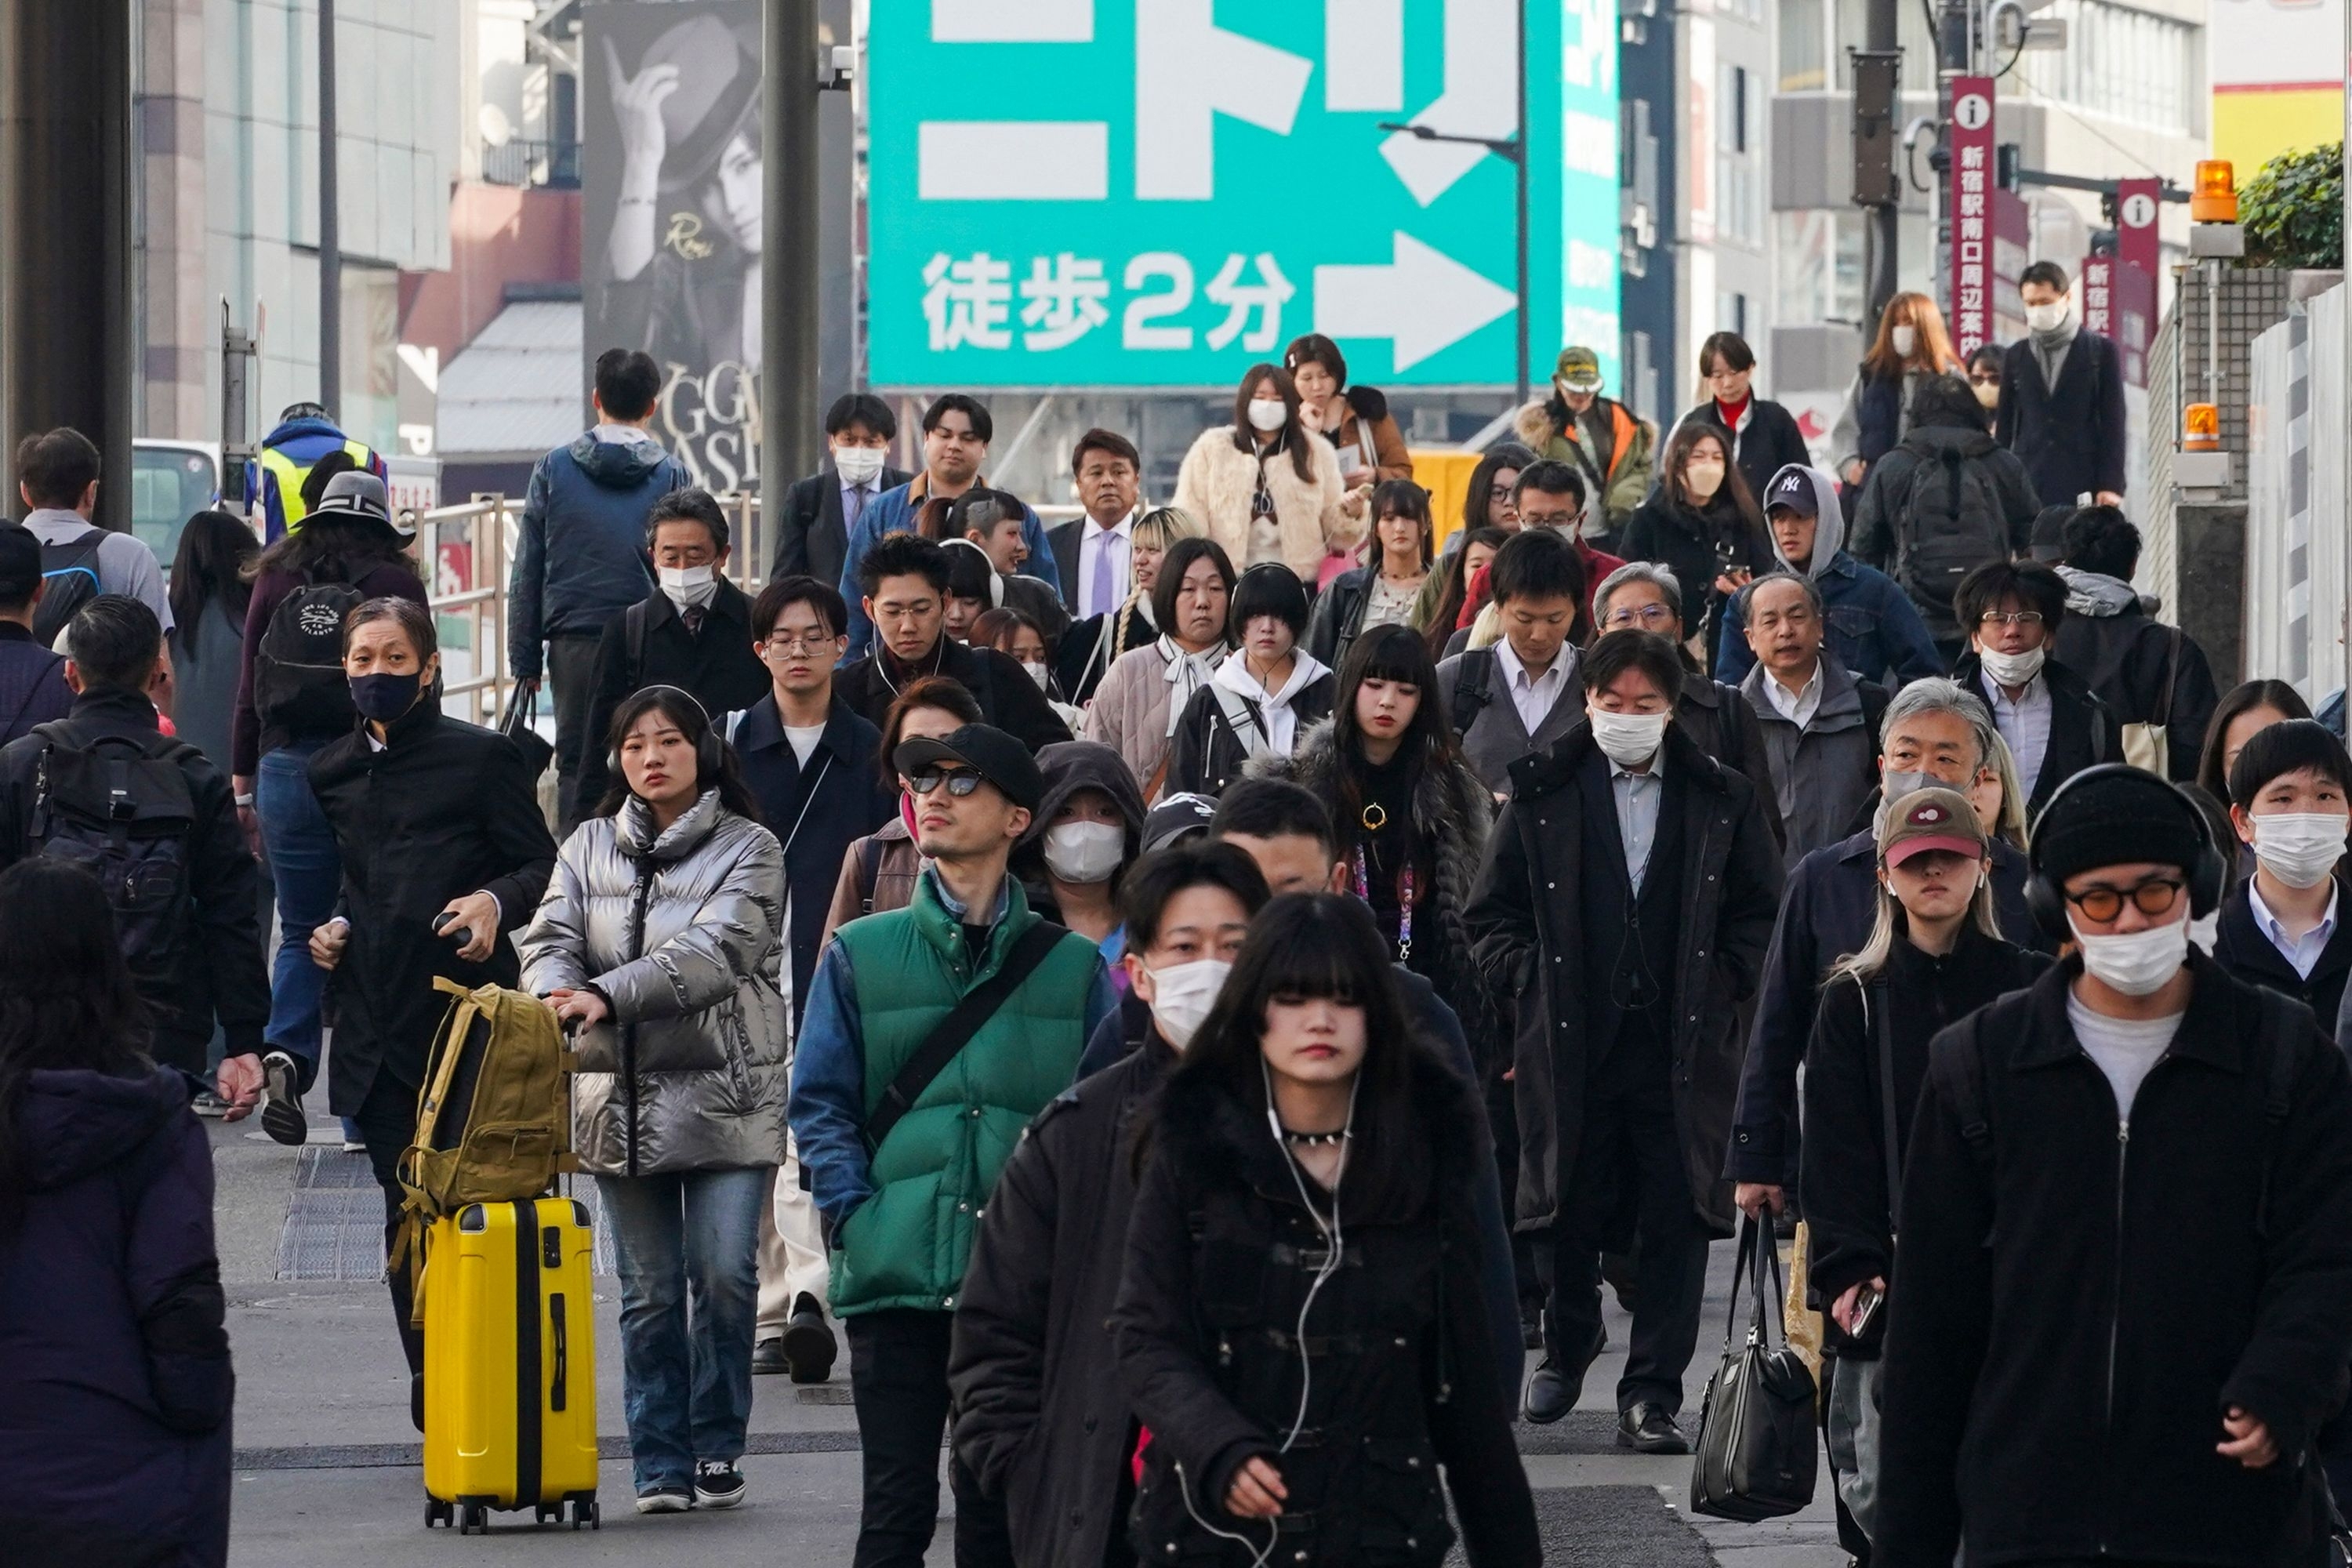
top-left (2064, 877), bottom-right (2183, 924)
top-left (909, 768), bottom-right (984, 797)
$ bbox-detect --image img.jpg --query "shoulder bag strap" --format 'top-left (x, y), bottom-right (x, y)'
top-left (625, 601), bottom-right (648, 684)
top-left (1871, 978), bottom-right (1901, 1234)
top-left (2157, 622), bottom-right (2184, 728)
top-left (1451, 648), bottom-right (1494, 738)
top-left (1210, 681), bottom-right (1269, 760)
top-left (864, 920), bottom-right (1068, 1154)
top-left (857, 835), bottom-right (887, 916)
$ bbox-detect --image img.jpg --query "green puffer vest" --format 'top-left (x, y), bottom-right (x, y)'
top-left (827, 875), bottom-right (1101, 1316)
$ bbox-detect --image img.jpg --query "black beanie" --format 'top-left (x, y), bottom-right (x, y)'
top-left (2031, 767), bottom-right (2208, 887)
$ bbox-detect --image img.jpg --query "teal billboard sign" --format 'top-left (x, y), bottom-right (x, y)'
top-left (867, 1), bottom-right (1622, 390)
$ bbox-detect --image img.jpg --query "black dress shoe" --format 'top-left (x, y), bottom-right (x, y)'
top-left (1520, 1359), bottom-right (1572, 1424)
top-left (750, 1336), bottom-right (788, 1375)
top-left (1616, 1403), bottom-right (1689, 1454)
top-left (782, 1293), bottom-right (837, 1384)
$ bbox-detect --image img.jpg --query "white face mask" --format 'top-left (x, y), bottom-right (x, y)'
top-left (1889, 323), bottom-right (1918, 358)
top-left (1977, 644), bottom-right (2045, 688)
top-left (2071, 915), bottom-right (2190, 996)
top-left (2025, 301), bottom-right (2071, 335)
top-left (2252, 812), bottom-right (2350, 889)
top-left (1022, 659), bottom-right (1052, 691)
top-left (1042, 820), bottom-right (1125, 884)
top-left (1144, 957), bottom-right (1231, 1051)
top-left (1588, 707), bottom-right (1670, 768)
top-left (1246, 398), bottom-right (1289, 434)
top-left (834, 445), bottom-right (887, 485)
top-left (659, 564), bottom-right (720, 611)
top-left (2188, 910), bottom-right (2222, 953)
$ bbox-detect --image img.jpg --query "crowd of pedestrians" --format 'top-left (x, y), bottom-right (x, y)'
top-left (13, 281), bottom-right (2352, 1568)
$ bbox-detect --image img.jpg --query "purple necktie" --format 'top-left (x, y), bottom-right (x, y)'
top-left (1091, 533), bottom-right (1116, 617)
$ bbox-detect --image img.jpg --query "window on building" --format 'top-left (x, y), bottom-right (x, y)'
top-left (1775, 209), bottom-right (1866, 326)
top-left (1780, 0), bottom-right (1828, 89)
top-left (1830, 0), bottom-right (1939, 88)
top-left (1717, 64), bottom-right (1763, 246)
top-left (2016, 0), bottom-right (2197, 136)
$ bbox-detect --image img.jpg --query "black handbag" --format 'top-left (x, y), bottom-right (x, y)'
top-left (1690, 1214), bottom-right (1820, 1522)
top-left (497, 678), bottom-right (557, 786)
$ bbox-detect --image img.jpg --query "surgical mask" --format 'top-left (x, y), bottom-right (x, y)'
top-left (2189, 910), bottom-right (2221, 953)
top-left (2026, 301), bottom-right (2071, 335)
top-left (1043, 820), bottom-right (1125, 884)
top-left (1890, 324), bottom-right (1918, 358)
top-left (2252, 811), bottom-right (2350, 889)
top-left (834, 445), bottom-right (887, 486)
top-left (1882, 769), bottom-right (1936, 804)
top-left (1976, 644), bottom-right (2045, 688)
top-left (1683, 459), bottom-right (1726, 501)
top-left (1144, 957), bottom-right (1231, 1051)
top-left (1588, 707), bottom-right (1669, 768)
top-left (2070, 915), bottom-right (2189, 997)
top-left (1972, 379), bottom-right (2001, 410)
top-left (1246, 398), bottom-right (1288, 434)
top-left (659, 564), bottom-right (720, 611)
top-left (1022, 659), bottom-right (1052, 690)
top-left (350, 670), bottom-right (422, 724)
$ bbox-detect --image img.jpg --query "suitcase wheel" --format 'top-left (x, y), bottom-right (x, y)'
top-left (424, 1497), bottom-right (452, 1530)
top-left (535, 1504), bottom-right (561, 1527)
top-left (460, 1504), bottom-right (490, 1535)
top-left (568, 1496), bottom-right (600, 1530)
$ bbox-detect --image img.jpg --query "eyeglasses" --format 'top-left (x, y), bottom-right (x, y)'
top-left (1976, 610), bottom-right (2044, 629)
top-left (908, 768), bottom-right (983, 797)
top-left (1969, 372), bottom-right (2002, 387)
top-left (1603, 604), bottom-right (1678, 630)
top-left (1519, 509), bottom-right (1578, 530)
top-left (763, 633), bottom-right (838, 655)
top-left (2064, 877), bottom-right (2183, 924)
top-left (1487, 483), bottom-right (1516, 502)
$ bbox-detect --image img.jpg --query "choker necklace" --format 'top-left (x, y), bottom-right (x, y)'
top-left (1279, 1125), bottom-right (1349, 1147)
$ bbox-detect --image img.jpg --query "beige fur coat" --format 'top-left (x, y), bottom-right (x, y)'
top-left (1172, 426), bottom-right (1362, 579)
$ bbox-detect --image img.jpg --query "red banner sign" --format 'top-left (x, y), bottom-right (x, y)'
top-left (2080, 257), bottom-right (2157, 387)
top-left (1948, 75), bottom-right (1996, 359)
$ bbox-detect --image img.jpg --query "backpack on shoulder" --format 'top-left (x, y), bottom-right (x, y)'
top-left (24, 720), bottom-right (203, 993)
top-left (30, 527), bottom-right (105, 647)
top-left (1893, 448), bottom-right (2009, 619)
top-left (252, 572), bottom-right (368, 734)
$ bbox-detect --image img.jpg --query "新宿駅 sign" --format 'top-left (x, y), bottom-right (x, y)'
top-left (868, 0), bottom-right (1622, 390)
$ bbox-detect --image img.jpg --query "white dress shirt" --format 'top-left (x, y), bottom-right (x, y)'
top-left (2250, 878), bottom-right (2341, 980)
top-left (1761, 659), bottom-right (1825, 729)
top-left (1494, 638), bottom-right (1575, 739)
top-left (1077, 511), bottom-right (1136, 619)
top-left (1610, 750), bottom-right (1666, 894)
top-left (1980, 670), bottom-right (2054, 802)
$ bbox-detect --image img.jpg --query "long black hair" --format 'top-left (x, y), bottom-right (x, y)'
top-left (168, 510), bottom-right (259, 656)
top-left (595, 684), bottom-right (766, 823)
top-left (2198, 679), bottom-right (2314, 803)
top-left (1329, 623), bottom-right (1457, 869)
top-left (1152, 893), bottom-right (1420, 1205)
top-left (0, 860), bottom-right (154, 1232)
top-left (1422, 526), bottom-right (1508, 659)
top-left (1461, 441), bottom-right (1537, 535)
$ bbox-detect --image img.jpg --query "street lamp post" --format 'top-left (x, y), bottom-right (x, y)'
top-left (1376, 114), bottom-right (1529, 407)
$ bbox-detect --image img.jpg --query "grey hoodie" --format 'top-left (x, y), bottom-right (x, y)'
top-left (2055, 564), bottom-right (2154, 619)
top-left (1763, 463), bottom-right (1847, 579)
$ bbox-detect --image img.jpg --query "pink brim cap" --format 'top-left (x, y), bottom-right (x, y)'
top-left (1886, 833), bottom-right (1984, 867)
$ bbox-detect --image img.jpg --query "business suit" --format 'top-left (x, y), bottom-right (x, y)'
top-left (1047, 514), bottom-right (1134, 620)
top-left (1995, 328), bottom-right (2126, 506)
top-left (769, 463), bottom-right (912, 587)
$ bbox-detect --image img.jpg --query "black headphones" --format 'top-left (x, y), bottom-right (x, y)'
top-left (2023, 763), bottom-right (2227, 943)
top-left (607, 684), bottom-right (724, 787)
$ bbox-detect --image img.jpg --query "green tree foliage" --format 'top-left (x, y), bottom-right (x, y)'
top-left (2239, 143), bottom-right (2343, 268)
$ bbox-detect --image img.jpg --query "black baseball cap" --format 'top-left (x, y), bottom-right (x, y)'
top-left (1764, 468), bottom-right (1817, 517)
top-left (0, 524), bottom-right (40, 608)
top-left (893, 724), bottom-right (1045, 813)
top-left (1143, 792), bottom-right (1219, 853)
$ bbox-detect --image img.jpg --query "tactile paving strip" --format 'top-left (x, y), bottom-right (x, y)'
top-left (277, 1148), bottom-right (616, 1280)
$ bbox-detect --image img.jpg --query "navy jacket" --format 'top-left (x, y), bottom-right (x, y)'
top-left (729, 692), bottom-right (895, 1022)
top-left (0, 619), bottom-right (70, 745)
top-left (1714, 550), bottom-right (1946, 688)
top-left (506, 430), bottom-right (691, 678)
top-left (2211, 877), bottom-right (2352, 1045)
top-left (1726, 826), bottom-right (2036, 1185)
top-left (0, 1067), bottom-right (230, 1567)
top-left (1996, 328), bottom-right (2128, 504)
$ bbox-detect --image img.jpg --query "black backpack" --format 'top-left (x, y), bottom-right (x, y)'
top-left (25, 721), bottom-right (203, 991)
top-left (252, 572), bottom-right (367, 735)
top-left (30, 526), bottom-right (106, 647)
top-left (1893, 445), bottom-right (2009, 616)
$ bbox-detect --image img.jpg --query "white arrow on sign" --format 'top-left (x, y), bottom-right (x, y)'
top-left (1381, 0), bottom-right (1519, 206)
top-left (1135, 0), bottom-right (1313, 200)
top-left (1312, 231), bottom-right (1515, 371)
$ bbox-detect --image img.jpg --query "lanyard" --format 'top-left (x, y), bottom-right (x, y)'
top-left (1352, 839), bottom-right (1415, 963)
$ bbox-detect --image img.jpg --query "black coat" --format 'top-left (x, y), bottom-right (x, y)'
top-left (1875, 955), bottom-right (2352, 1567)
top-left (1466, 724), bottom-right (1784, 1235)
top-left (1952, 650), bottom-right (2125, 816)
top-left (1848, 422), bottom-right (2042, 648)
top-left (1678, 668), bottom-right (1783, 848)
top-left (1301, 564), bottom-right (1425, 673)
top-left (2209, 877), bottom-right (2352, 1044)
top-left (1617, 494), bottom-right (1775, 664)
top-left (572, 580), bottom-right (772, 822)
top-left (1164, 675), bottom-right (1336, 798)
top-left (1997, 328), bottom-right (2128, 503)
top-left (834, 636), bottom-right (1075, 756)
top-left (1798, 925), bottom-right (2047, 1337)
top-left (951, 1035), bottom-right (1173, 1568)
top-left (728, 694), bottom-right (895, 1024)
top-left (308, 705), bottom-right (557, 1112)
top-left (768, 463), bottom-right (910, 587)
top-left (2052, 586), bottom-right (2221, 783)
top-left (1111, 1047), bottom-right (1541, 1568)
top-left (1726, 828), bottom-right (2039, 1186)
top-left (0, 688), bottom-right (270, 1069)
top-left (1679, 396), bottom-right (1814, 506)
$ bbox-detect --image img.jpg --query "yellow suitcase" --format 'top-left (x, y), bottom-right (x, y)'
top-left (421, 1197), bottom-right (601, 1533)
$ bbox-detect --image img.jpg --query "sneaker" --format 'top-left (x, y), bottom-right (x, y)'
top-left (190, 1089), bottom-right (230, 1118)
top-left (634, 1486), bottom-right (693, 1515)
top-left (692, 1460), bottom-right (746, 1510)
top-left (258, 1051), bottom-right (307, 1147)
top-left (341, 1119), bottom-right (365, 1154)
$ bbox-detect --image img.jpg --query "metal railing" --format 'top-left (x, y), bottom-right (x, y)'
top-left (478, 138), bottom-right (581, 189)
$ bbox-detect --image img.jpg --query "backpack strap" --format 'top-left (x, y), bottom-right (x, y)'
top-left (1942, 1024), bottom-right (1997, 1198)
top-left (864, 920), bottom-right (1067, 1155)
top-left (2252, 985), bottom-right (2307, 1240)
top-left (857, 835), bottom-right (887, 916)
top-left (1870, 977), bottom-right (1903, 1234)
top-left (1450, 648), bottom-right (1495, 739)
top-left (624, 601), bottom-right (648, 685)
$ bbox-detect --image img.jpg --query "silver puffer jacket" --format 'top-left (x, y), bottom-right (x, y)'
top-left (520, 789), bottom-right (789, 1176)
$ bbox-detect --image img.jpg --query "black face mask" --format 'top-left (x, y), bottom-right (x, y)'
top-left (350, 670), bottom-right (421, 723)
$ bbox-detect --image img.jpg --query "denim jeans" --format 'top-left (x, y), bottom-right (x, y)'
top-left (256, 742), bottom-right (338, 1083)
top-left (598, 1167), bottom-right (768, 1493)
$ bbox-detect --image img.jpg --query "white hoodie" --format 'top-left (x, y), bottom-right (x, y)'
top-left (1212, 646), bottom-right (1333, 757)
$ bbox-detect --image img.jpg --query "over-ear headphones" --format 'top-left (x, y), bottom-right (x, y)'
top-left (607, 684), bottom-right (724, 788)
top-left (2023, 763), bottom-right (2226, 943)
